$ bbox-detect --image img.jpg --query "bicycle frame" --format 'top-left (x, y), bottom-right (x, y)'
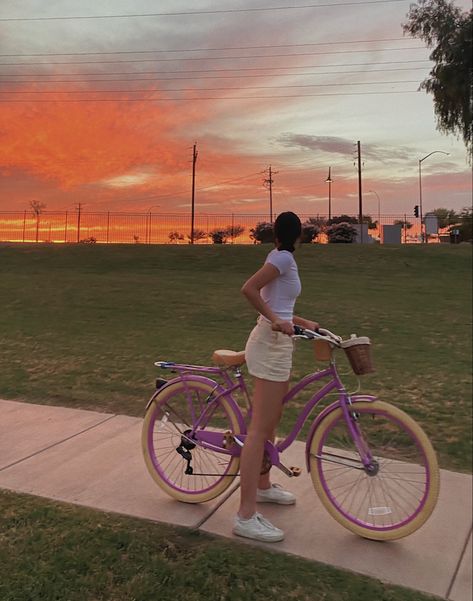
top-left (153, 358), bottom-right (377, 472)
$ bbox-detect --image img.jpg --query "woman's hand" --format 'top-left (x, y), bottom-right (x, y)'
top-left (272, 319), bottom-right (295, 336)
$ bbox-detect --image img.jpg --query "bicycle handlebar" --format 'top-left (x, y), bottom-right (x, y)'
top-left (293, 325), bottom-right (343, 347)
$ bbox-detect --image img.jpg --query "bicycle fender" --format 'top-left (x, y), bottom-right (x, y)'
top-left (145, 374), bottom-right (221, 412)
top-left (144, 375), bottom-right (247, 434)
top-left (304, 395), bottom-right (377, 472)
top-left (145, 376), bottom-right (184, 412)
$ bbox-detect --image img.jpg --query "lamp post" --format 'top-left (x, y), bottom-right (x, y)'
top-left (325, 167), bottom-right (333, 221)
top-left (368, 190), bottom-right (381, 239)
top-left (418, 151), bottom-right (449, 243)
top-left (146, 204), bottom-right (161, 244)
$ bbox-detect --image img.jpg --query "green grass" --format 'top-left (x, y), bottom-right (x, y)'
top-left (0, 489), bottom-right (438, 601)
top-left (0, 243), bottom-right (471, 471)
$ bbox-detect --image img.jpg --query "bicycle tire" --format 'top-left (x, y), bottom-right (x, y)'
top-left (309, 400), bottom-right (439, 540)
top-left (142, 378), bottom-right (242, 503)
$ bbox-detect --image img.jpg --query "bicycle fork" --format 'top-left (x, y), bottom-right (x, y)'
top-left (341, 395), bottom-right (378, 475)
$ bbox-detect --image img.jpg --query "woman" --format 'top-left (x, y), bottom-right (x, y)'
top-left (233, 211), bottom-right (319, 542)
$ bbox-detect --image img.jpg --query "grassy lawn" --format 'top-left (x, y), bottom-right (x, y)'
top-left (0, 242), bottom-right (471, 471)
top-left (0, 489), bottom-right (438, 601)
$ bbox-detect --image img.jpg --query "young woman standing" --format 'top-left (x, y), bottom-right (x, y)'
top-left (233, 211), bottom-right (319, 542)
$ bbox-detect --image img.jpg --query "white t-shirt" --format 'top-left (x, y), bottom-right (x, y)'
top-left (261, 249), bottom-right (301, 321)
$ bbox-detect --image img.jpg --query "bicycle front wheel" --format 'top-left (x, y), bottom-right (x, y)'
top-left (142, 378), bottom-right (242, 504)
top-left (309, 401), bottom-right (439, 540)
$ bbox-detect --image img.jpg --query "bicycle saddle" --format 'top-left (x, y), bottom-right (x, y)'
top-left (212, 349), bottom-right (246, 367)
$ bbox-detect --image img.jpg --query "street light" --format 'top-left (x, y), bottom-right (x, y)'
top-left (325, 167), bottom-right (333, 221)
top-left (418, 151), bottom-right (449, 243)
top-left (368, 190), bottom-right (381, 239)
top-left (146, 204), bottom-right (161, 244)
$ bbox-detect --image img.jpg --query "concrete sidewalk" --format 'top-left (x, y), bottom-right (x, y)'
top-left (0, 398), bottom-right (471, 600)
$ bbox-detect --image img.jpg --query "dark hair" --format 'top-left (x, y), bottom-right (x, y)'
top-left (274, 211), bottom-right (302, 252)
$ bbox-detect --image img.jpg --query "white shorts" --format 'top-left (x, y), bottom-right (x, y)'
top-left (245, 317), bottom-right (294, 382)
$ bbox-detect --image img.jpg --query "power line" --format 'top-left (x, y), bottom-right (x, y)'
top-left (0, 67), bottom-right (431, 83)
top-left (0, 47), bottom-right (425, 66)
top-left (0, 80), bottom-right (420, 94)
top-left (0, 59), bottom-right (431, 77)
top-left (0, 1), bottom-right (412, 22)
top-left (0, 90), bottom-right (419, 102)
top-left (0, 37), bottom-right (417, 57)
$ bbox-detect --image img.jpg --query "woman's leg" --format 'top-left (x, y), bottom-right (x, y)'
top-left (238, 377), bottom-right (288, 519)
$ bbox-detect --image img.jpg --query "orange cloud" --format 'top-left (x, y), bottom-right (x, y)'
top-left (0, 89), bottom-right (206, 189)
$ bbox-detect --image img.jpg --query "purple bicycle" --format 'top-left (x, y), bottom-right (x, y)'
top-left (142, 327), bottom-right (439, 541)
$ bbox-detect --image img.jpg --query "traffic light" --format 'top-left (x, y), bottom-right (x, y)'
top-left (414, 205), bottom-right (419, 218)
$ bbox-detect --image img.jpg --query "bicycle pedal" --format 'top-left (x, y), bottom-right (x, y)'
top-left (223, 431), bottom-right (234, 449)
top-left (278, 463), bottom-right (302, 478)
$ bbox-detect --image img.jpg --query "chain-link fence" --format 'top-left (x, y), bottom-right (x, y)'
top-left (0, 211), bottom-right (431, 244)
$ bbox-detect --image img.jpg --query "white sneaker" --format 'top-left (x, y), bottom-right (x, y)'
top-left (256, 483), bottom-right (296, 505)
top-left (233, 512), bottom-right (285, 542)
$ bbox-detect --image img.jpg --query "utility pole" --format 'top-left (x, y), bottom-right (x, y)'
top-left (357, 141), bottom-right (364, 243)
top-left (263, 165), bottom-right (278, 224)
top-left (76, 203), bottom-right (83, 243)
top-left (191, 143), bottom-right (198, 244)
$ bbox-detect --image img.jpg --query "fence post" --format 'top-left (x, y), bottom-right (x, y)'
top-left (64, 211), bottom-right (68, 243)
top-left (22, 210), bottom-right (26, 242)
top-left (106, 211), bottom-right (110, 244)
top-left (404, 213), bottom-right (407, 244)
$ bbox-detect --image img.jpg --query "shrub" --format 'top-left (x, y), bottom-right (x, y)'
top-left (249, 222), bottom-right (274, 244)
top-left (301, 218), bottom-right (321, 243)
top-left (327, 222), bottom-right (357, 243)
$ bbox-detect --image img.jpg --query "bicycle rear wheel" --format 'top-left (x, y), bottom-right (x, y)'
top-left (309, 401), bottom-right (439, 540)
top-left (142, 378), bottom-right (242, 503)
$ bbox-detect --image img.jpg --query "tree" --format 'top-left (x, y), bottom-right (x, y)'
top-left (327, 214), bottom-right (357, 225)
top-left (30, 200), bottom-right (46, 243)
top-left (327, 222), bottom-right (357, 243)
top-left (187, 229), bottom-right (207, 243)
top-left (168, 231), bottom-right (184, 243)
top-left (327, 214), bottom-right (375, 227)
top-left (209, 225), bottom-right (245, 244)
top-left (300, 218), bottom-right (320, 243)
top-left (327, 214), bottom-right (377, 233)
top-left (209, 229), bottom-right (227, 244)
top-left (449, 206), bottom-right (472, 242)
top-left (431, 207), bottom-right (458, 229)
top-left (226, 224), bottom-right (245, 241)
top-left (249, 222), bottom-right (274, 244)
top-left (403, 0), bottom-right (473, 157)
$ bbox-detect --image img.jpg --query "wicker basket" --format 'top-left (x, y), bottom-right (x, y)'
top-left (341, 336), bottom-right (375, 375)
top-left (314, 339), bottom-right (333, 362)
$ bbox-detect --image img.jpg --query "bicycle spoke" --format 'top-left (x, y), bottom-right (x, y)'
top-left (147, 382), bottom-right (240, 496)
top-left (315, 404), bottom-right (432, 532)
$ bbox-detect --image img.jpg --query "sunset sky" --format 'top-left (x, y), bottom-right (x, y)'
top-left (0, 0), bottom-right (471, 218)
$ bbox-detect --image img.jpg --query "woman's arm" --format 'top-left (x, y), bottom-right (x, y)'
top-left (293, 315), bottom-right (320, 331)
top-left (241, 263), bottom-right (293, 335)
